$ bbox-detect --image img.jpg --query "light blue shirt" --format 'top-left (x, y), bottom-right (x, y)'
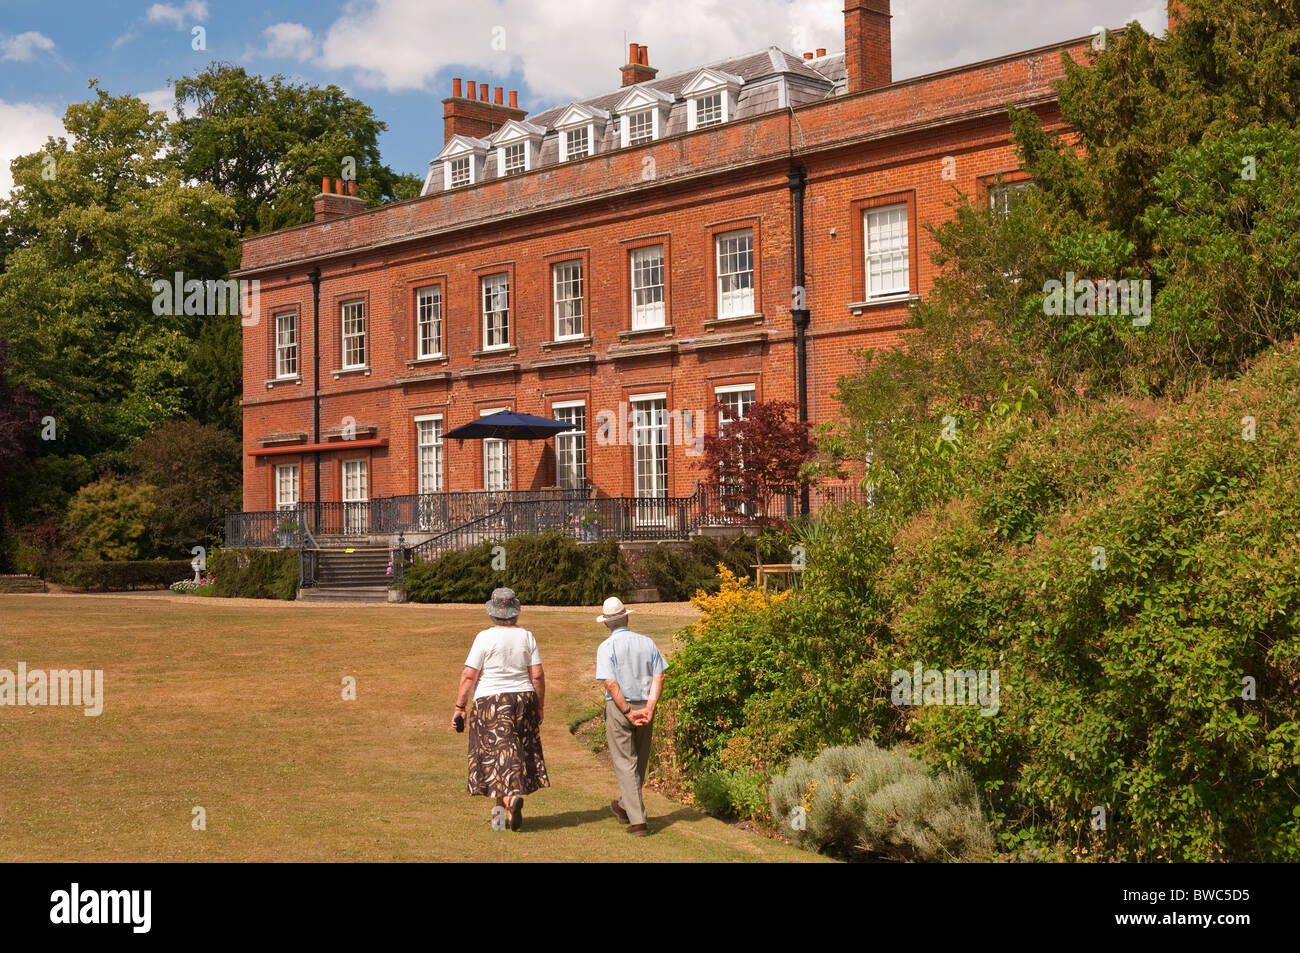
top-left (595, 627), bottom-right (667, 702)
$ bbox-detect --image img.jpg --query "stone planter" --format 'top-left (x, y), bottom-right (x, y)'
top-left (387, 588), bottom-right (408, 603)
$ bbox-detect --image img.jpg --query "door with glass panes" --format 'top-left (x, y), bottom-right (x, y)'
top-left (632, 396), bottom-right (667, 526)
top-left (342, 459), bottom-right (368, 534)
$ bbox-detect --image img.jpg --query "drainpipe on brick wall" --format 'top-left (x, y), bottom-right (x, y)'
top-left (788, 165), bottom-right (811, 517)
top-left (307, 267), bottom-right (322, 523)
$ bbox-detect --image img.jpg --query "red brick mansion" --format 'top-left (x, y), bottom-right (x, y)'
top-left (232, 0), bottom-right (1138, 537)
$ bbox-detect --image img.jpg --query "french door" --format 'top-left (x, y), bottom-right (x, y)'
top-left (342, 459), bottom-right (368, 534)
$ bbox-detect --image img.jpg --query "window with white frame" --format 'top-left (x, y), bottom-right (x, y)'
top-left (989, 181), bottom-right (1031, 217)
top-left (553, 261), bottom-right (584, 339)
top-left (864, 204), bottom-right (909, 298)
top-left (275, 311), bottom-right (297, 378)
top-left (502, 142), bottom-right (526, 176)
top-left (416, 416), bottom-right (443, 495)
top-left (481, 407), bottom-right (511, 491)
top-left (553, 402), bottom-right (586, 489)
top-left (564, 127), bottom-right (590, 160)
top-left (716, 384), bottom-right (756, 426)
top-left (482, 274), bottom-right (509, 348)
top-left (341, 299), bottom-right (366, 368)
top-left (716, 229), bottom-right (754, 318)
top-left (627, 110), bottom-right (655, 145)
top-left (449, 156), bottom-right (471, 188)
top-left (631, 245), bottom-right (665, 329)
top-left (695, 92), bottom-right (723, 127)
top-left (416, 286), bottom-right (442, 358)
top-left (275, 464), bottom-right (299, 510)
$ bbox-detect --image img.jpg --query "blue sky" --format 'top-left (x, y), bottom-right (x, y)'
top-left (0, 0), bottom-right (1167, 198)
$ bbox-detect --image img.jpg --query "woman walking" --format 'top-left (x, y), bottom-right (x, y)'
top-left (452, 587), bottom-right (549, 830)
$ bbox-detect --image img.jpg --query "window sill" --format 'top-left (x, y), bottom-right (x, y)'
top-left (848, 295), bottom-right (919, 316)
top-left (471, 346), bottom-right (517, 359)
top-left (459, 362), bottom-right (520, 379)
top-left (331, 366), bottom-right (372, 379)
top-left (541, 335), bottom-right (592, 350)
top-left (618, 324), bottom-right (674, 342)
top-left (406, 354), bottom-right (449, 368)
top-left (265, 375), bottom-right (302, 389)
top-left (704, 313), bottom-right (764, 331)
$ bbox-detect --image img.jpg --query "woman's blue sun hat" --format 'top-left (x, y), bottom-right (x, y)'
top-left (486, 587), bottom-right (521, 620)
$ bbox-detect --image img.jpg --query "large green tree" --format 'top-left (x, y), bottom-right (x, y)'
top-left (169, 63), bottom-right (423, 235)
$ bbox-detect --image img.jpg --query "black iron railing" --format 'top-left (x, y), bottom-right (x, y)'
top-left (226, 483), bottom-right (867, 557)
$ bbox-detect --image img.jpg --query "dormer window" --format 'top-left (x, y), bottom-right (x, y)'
top-left (682, 67), bottom-right (743, 132)
top-left (554, 103), bottom-right (610, 162)
top-left (502, 143), bottom-right (526, 176)
top-left (627, 110), bottom-right (655, 145)
top-left (614, 86), bottom-right (672, 148)
top-left (695, 92), bottom-right (723, 128)
top-left (449, 156), bottom-right (471, 188)
top-left (565, 127), bottom-right (590, 160)
top-left (435, 135), bottom-right (489, 190)
top-left (489, 120), bottom-right (546, 178)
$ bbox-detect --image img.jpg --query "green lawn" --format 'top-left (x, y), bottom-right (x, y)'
top-left (0, 594), bottom-right (827, 862)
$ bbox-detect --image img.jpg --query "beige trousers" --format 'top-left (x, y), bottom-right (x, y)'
top-left (605, 700), bottom-right (653, 825)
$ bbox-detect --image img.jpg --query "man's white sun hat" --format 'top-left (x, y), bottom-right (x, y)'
top-left (597, 596), bottom-right (632, 624)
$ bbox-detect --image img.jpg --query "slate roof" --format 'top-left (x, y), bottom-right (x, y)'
top-left (425, 46), bottom-right (845, 191)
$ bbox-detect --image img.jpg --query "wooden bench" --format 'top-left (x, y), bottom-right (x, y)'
top-left (749, 563), bottom-right (801, 591)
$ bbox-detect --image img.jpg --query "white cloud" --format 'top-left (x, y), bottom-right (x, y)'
top-left (314, 0), bottom-right (1171, 109)
top-left (0, 31), bottom-right (56, 62)
top-left (251, 22), bottom-right (318, 62)
top-left (146, 1), bottom-right (209, 29)
top-left (138, 86), bottom-right (178, 120)
top-left (0, 100), bottom-right (66, 200)
top-left (319, 0), bottom-right (842, 104)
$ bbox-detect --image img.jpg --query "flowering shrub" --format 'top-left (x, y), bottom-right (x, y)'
top-left (169, 576), bottom-right (213, 594)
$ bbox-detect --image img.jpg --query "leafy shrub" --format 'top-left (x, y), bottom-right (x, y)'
top-left (62, 476), bottom-right (158, 560)
top-left (641, 532), bottom-right (794, 601)
top-left (403, 531), bottom-right (632, 606)
top-left (53, 559), bottom-right (193, 591)
top-left (768, 742), bottom-right (994, 862)
top-left (208, 547), bottom-right (297, 600)
top-left (692, 767), bottom-right (769, 822)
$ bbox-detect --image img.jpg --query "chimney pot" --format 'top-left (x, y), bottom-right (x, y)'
top-left (509, 89), bottom-right (518, 108)
top-left (804, 51), bottom-right (814, 59)
top-left (628, 42), bottom-right (639, 63)
top-left (479, 83), bottom-right (488, 101)
top-left (467, 80), bottom-right (477, 99)
top-left (816, 47), bottom-right (827, 56)
top-left (494, 86), bottom-right (503, 105)
top-left (347, 179), bottom-right (357, 197)
top-left (639, 45), bottom-right (649, 65)
top-left (334, 178), bottom-right (344, 194)
top-left (321, 176), bottom-right (331, 194)
top-left (453, 78), bottom-right (463, 97)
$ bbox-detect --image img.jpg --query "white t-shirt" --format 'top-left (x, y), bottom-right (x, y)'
top-left (464, 626), bottom-right (542, 699)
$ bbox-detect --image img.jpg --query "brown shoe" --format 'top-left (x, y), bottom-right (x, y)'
top-left (611, 800), bottom-right (630, 824)
top-left (627, 823), bottom-right (648, 836)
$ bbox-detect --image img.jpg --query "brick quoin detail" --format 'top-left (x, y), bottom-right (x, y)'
top-left (237, 1), bottom-right (1116, 512)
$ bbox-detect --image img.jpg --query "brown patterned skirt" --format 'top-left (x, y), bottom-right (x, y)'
top-left (466, 691), bottom-right (550, 798)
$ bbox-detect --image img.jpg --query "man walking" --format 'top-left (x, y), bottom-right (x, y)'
top-left (594, 596), bottom-right (667, 836)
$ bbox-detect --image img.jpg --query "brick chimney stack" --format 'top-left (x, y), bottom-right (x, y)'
top-left (621, 43), bottom-right (658, 87)
top-left (314, 176), bottom-right (366, 222)
top-left (843, 0), bottom-right (892, 94)
top-left (442, 78), bottom-right (527, 145)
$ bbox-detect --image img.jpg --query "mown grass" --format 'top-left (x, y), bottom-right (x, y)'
top-left (0, 594), bottom-right (828, 863)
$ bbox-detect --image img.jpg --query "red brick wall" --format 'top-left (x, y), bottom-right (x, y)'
top-left (238, 37), bottom-right (1091, 512)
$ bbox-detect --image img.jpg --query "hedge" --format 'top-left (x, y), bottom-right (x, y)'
top-left (403, 531), bottom-right (631, 606)
top-left (208, 547), bottom-right (298, 600)
top-left (53, 559), bottom-right (194, 591)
